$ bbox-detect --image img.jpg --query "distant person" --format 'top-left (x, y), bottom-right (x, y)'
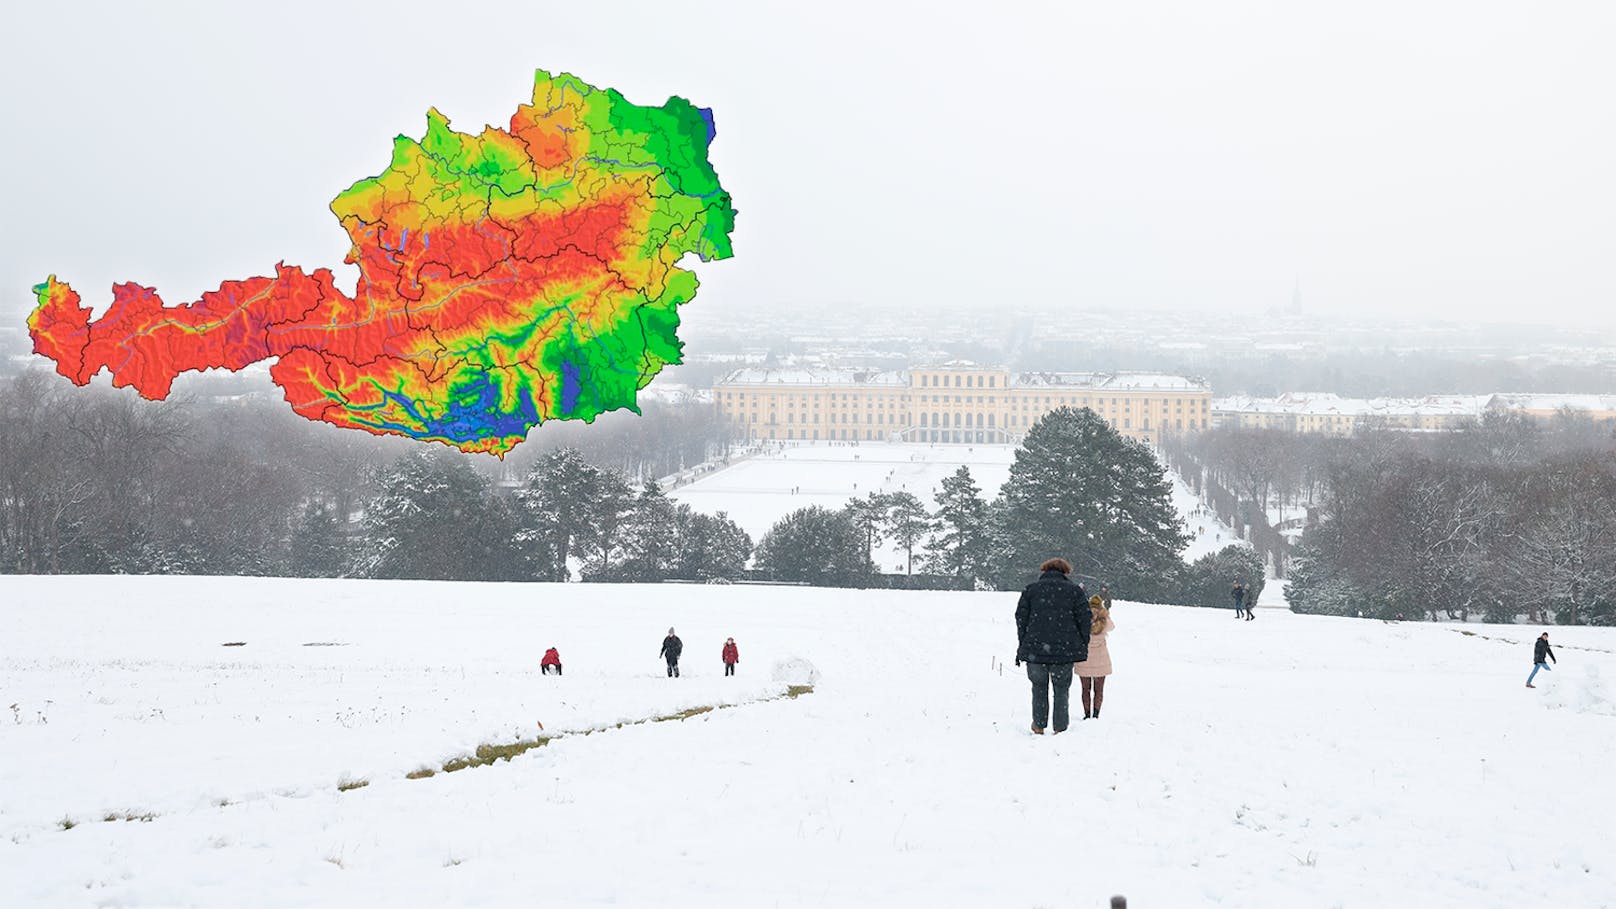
top-left (1526, 632), bottom-right (1556, 688)
top-left (540, 647), bottom-right (562, 676)
top-left (1015, 557), bottom-right (1092, 735)
top-left (660, 628), bottom-right (684, 678)
top-left (1099, 585), bottom-right (1114, 610)
top-left (1231, 581), bottom-right (1247, 619)
top-left (722, 637), bottom-right (740, 676)
top-left (1073, 595), bottom-right (1115, 719)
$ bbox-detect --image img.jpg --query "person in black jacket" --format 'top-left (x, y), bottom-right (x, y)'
top-left (1526, 632), bottom-right (1556, 687)
top-left (1231, 581), bottom-right (1247, 619)
top-left (660, 628), bottom-right (684, 678)
top-left (1015, 557), bottom-right (1092, 735)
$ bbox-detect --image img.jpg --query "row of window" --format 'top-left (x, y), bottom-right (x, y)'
top-left (746, 417), bottom-right (1211, 442)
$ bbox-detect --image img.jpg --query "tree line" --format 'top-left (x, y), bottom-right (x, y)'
top-left (1178, 413), bottom-right (1616, 625)
top-left (0, 372), bottom-right (745, 579)
top-left (5, 371), bottom-right (1269, 605)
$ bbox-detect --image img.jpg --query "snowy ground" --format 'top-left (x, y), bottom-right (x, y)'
top-left (5, 576), bottom-right (1615, 907)
top-left (669, 442), bottom-right (1017, 572)
top-left (669, 442), bottom-right (1238, 572)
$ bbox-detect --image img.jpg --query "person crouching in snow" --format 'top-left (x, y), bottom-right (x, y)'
top-left (722, 637), bottom-right (739, 676)
top-left (1015, 557), bottom-right (1091, 735)
top-left (541, 647), bottom-right (562, 676)
top-left (661, 628), bottom-right (683, 678)
top-left (1073, 595), bottom-right (1114, 718)
top-left (1527, 632), bottom-right (1556, 687)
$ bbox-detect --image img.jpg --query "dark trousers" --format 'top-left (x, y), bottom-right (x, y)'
top-left (541, 664), bottom-right (562, 676)
top-left (1026, 661), bottom-right (1074, 732)
top-left (666, 659), bottom-right (680, 678)
top-left (724, 662), bottom-right (735, 676)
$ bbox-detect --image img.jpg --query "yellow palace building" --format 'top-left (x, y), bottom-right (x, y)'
top-left (714, 361), bottom-right (1212, 445)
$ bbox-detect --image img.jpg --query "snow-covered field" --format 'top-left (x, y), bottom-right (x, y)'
top-left (670, 443), bottom-right (1017, 572)
top-left (669, 442), bottom-right (1238, 571)
top-left (5, 576), bottom-right (1615, 907)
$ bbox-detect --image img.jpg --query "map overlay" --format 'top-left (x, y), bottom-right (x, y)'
top-left (28, 70), bottom-right (735, 455)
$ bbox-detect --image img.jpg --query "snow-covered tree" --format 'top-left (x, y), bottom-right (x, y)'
top-left (756, 506), bottom-right (871, 587)
top-left (923, 466), bottom-right (991, 583)
top-left (994, 407), bottom-right (1187, 594)
top-left (881, 491), bottom-right (933, 575)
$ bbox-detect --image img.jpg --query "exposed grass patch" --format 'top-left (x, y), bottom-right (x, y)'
top-left (101, 810), bottom-right (156, 823)
top-left (442, 737), bottom-right (552, 773)
top-left (302, 642), bottom-right (349, 647)
top-left (220, 642), bottom-right (246, 647)
top-left (58, 816), bottom-right (77, 831)
top-left (336, 777), bottom-right (369, 792)
top-left (660, 705), bottom-right (715, 722)
top-left (412, 685), bottom-right (816, 782)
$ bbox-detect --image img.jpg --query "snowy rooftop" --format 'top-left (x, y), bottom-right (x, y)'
top-left (1486, 393), bottom-right (1616, 412)
top-left (719, 368), bottom-right (1209, 392)
top-left (1213, 393), bottom-right (1489, 417)
top-left (1014, 371), bottom-right (1210, 392)
top-left (717, 368), bottom-right (908, 386)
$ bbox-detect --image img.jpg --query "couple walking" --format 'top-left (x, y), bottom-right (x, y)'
top-left (1015, 558), bottom-right (1116, 734)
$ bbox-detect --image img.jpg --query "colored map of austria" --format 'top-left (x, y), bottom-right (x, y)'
top-left (28, 70), bottom-right (735, 455)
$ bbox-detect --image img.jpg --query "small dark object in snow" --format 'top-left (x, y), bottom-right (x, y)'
top-left (301, 642), bottom-right (349, 647)
top-left (221, 642), bottom-right (246, 647)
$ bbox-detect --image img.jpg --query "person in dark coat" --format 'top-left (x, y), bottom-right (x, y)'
top-left (1231, 581), bottom-right (1247, 619)
top-left (660, 628), bottom-right (684, 678)
top-left (540, 647), bottom-right (562, 676)
top-left (1015, 557), bottom-right (1092, 735)
top-left (1526, 632), bottom-right (1556, 687)
top-left (721, 637), bottom-right (740, 676)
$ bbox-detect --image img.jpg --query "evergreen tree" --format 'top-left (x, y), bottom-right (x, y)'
top-left (845, 492), bottom-right (893, 567)
top-left (995, 407), bottom-right (1188, 593)
top-left (618, 477), bottom-right (680, 581)
top-left (356, 450), bottom-right (510, 581)
top-left (756, 505), bottom-right (872, 586)
top-left (1176, 544), bottom-right (1265, 609)
top-left (671, 506), bottom-right (752, 580)
top-left (514, 448), bottom-right (603, 581)
top-left (881, 491), bottom-right (933, 575)
top-left (578, 468), bottom-right (635, 580)
top-left (288, 501), bottom-right (346, 577)
top-left (923, 466), bottom-right (991, 583)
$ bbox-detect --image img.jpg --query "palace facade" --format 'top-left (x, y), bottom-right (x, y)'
top-left (714, 362), bottom-right (1212, 445)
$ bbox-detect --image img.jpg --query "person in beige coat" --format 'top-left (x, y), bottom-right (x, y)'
top-left (1073, 595), bottom-right (1114, 719)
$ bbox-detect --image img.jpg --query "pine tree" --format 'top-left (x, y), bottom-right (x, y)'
top-left (288, 501), bottom-right (346, 577)
top-left (881, 491), bottom-right (933, 575)
top-left (844, 492), bottom-right (893, 568)
top-left (578, 469), bottom-right (635, 580)
top-left (995, 407), bottom-right (1188, 593)
top-left (356, 449), bottom-right (509, 581)
top-left (671, 506), bottom-right (752, 580)
top-left (1176, 544), bottom-right (1265, 609)
top-left (756, 505), bottom-right (872, 587)
top-left (513, 448), bottom-right (602, 581)
top-left (619, 477), bottom-right (680, 581)
top-left (923, 466), bottom-right (990, 582)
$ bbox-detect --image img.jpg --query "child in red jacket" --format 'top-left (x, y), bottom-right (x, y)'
top-left (721, 637), bottom-right (739, 676)
top-left (541, 647), bottom-right (562, 676)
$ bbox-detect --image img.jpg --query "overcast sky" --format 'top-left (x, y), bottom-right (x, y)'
top-left (4, 0), bottom-right (1614, 333)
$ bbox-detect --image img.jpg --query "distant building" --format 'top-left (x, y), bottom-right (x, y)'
top-left (714, 361), bottom-right (1211, 445)
top-left (1484, 394), bottom-right (1616, 422)
top-left (1214, 391), bottom-right (1616, 435)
